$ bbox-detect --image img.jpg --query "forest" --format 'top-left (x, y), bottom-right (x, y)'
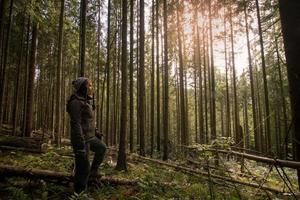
top-left (0, 0), bottom-right (300, 199)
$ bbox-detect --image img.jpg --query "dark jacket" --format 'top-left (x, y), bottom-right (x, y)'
top-left (67, 94), bottom-right (95, 150)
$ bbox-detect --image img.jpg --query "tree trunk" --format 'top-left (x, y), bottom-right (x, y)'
top-left (162, 0), bottom-right (169, 160)
top-left (22, 16), bottom-right (31, 136)
top-left (203, 29), bottom-right (208, 144)
top-left (0, 0), bottom-right (6, 80)
top-left (279, 0), bottom-right (300, 189)
top-left (12, 9), bottom-right (26, 136)
top-left (138, 0), bottom-right (145, 156)
top-left (229, 6), bottom-right (240, 145)
top-left (79, 0), bottom-right (86, 76)
top-left (194, 67), bottom-right (198, 143)
top-left (208, 0), bottom-right (216, 140)
top-left (243, 1), bottom-right (258, 151)
top-left (96, 0), bottom-right (101, 131)
top-left (24, 22), bottom-right (38, 137)
top-left (129, 0), bottom-right (134, 153)
top-left (105, 0), bottom-right (112, 145)
top-left (255, 0), bottom-right (271, 152)
top-left (55, 0), bottom-right (64, 147)
top-left (0, 0), bottom-right (13, 131)
top-left (244, 97), bottom-right (249, 149)
top-left (196, 25), bottom-right (204, 143)
top-left (156, 0), bottom-right (160, 152)
top-left (111, 30), bottom-right (118, 147)
top-left (224, 9), bottom-right (231, 138)
top-left (0, 164), bottom-right (137, 185)
top-left (150, 0), bottom-right (155, 157)
top-left (115, 0), bottom-right (128, 171)
top-left (176, 3), bottom-right (187, 146)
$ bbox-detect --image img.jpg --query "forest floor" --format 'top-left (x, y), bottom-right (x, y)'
top-left (0, 144), bottom-right (298, 200)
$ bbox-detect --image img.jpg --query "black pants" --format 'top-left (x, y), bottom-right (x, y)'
top-left (73, 137), bottom-right (107, 193)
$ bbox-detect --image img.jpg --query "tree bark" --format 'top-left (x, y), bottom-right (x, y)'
top-left (12, 7), bottom-right (26, 136)
top-left (79, 0), bottom-right (86, 76)
top-left (129, 0), bottom-right (134, 153)
top-left (162, 0), bottom-right (169, 161)
top-left (176, 3), bottom-right (187, 146)
top-left (115, 0), bottom-right (128, 171)
top-left (243, 1), bottom-right (258, 151)
top-left (0, 0), bottom-right (13, 131)
top-left (156, 0), bottom-right (161, 152)
top-left (105, 0), bottom-right (112, 145)
top-left (24, 22), bottom-right (38, 137)
top-left (208, 0), bottom-right (216, 140)
top-left (224, 6), bottom-right (231, 138)
top-left (229, 6), bottom-right (240, 144)
top-left (96, 0), bottom-right (101, 131)
top-left (279, 0), bottom-right (300, 189)
top-left (0, 164), bottom-right (136, 185)
top-left (138, 0), bottom-right (145, 156)
top-left (150, 0), bottom-right (155, 157)
top-left (255, 0), bottom-right (271, 152)
top-left (55, 0), bottom-right (65, 147)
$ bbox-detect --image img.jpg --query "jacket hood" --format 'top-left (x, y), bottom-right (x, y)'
top-left (72, 77), bottom-right (88, 92)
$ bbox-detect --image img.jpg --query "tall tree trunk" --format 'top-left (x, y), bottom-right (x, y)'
top-left (96, 0), bottom-right (101, 131)
top-left (138, 0), bottom-right (145, 156)
top-left (79, 0), bottom-right (86, 76)
top-left (220, 99), bottom-right (224, 137)
top-left (22, 15), bottom-right (31, 136)
top-left (12, 9), bottom-right (26, 136)
top-left (105, 0), bottom-right (112, 145)
top-left (196, 25), bottom-right (204, 143)
top-left (243, 1), bottom-right (258, 151)
top-left (0, 0), bottom-right (6, 78)
top-left (55, 0), bottom-right (64, 147)
top-left (194, 67), bottom-right (198, 143)
top-left (255, 66), bottom-right (263, 152)
top-left (129, 0), bottom-right (134, 153)
top-left (255, 0), bottom-right (271, 152)
top-left (24, 22), bottom-right (38, 137)
top-left (150, 0), bottom-right (155, 157)
top-left (0, 0), bottom-right (13, 131)
top-left (111, 30), bottom-right (118, 147)
top-left (176, 3), bottom-right (187, 146)
top-left (203, 28), bottom-right (208, 144)
top-left (116, 0), bottom-right (128, 171)
top-left (279, 0), bottom-right (300, 188)
top-left (156, 0), bottom-right (161, 152)
top-left (162, 0), bottom-right (169, 160)
top-left (229, 6), bottom-right (240, 145)
top-left (224, 4), bottom-right (231, 138)
top-left (175, 68), bottom-right (181, 146)
top-left (208, 0), bottom-right (216, 140)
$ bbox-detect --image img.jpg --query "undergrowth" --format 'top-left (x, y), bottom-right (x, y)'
top-left (0, 146), bottom-right (297, 200)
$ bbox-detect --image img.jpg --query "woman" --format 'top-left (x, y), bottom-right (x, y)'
top-left (67, 77), bottom-right (107, 193)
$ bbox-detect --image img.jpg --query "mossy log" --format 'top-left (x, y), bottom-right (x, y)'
top-left (0, 135), bottom-right (45, 150)
top-left (0, 164), bottom-right (137, 186)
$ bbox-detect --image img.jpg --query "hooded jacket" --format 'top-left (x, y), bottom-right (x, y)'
top-left (67, 78), bottom-right (95, 149)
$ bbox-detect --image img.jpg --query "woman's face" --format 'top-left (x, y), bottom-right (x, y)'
top-left (86, 79), bottom-right (94, 97)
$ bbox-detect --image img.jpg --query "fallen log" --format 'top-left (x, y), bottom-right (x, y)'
top-left (178, 145), bottom-right (300, 170)
top-left (0, 145), bottom-right (45, 153)
top-left (132, 155), bottom-right (298, 195)
top-left (0, 164), bottom-right (137, 186)
top-left (0, 135), bottom-right (45, 150)
top-left (207, 149), bottom-right (300, 170)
